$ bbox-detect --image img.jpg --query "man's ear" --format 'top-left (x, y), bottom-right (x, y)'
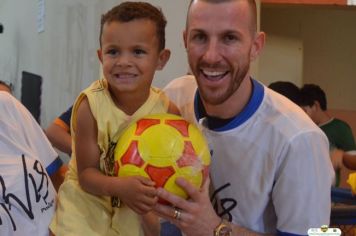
top-left (183, 30), bottom-right (188, 49)
top-left (156, 49), bottom-right (171, 70)
top-left (97, 49), bottom-right (103, 63)
top-left (250, 32), bottom-right (265, 61)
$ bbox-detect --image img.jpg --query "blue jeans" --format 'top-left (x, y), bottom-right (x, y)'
top-left (160, 221), bottom-right (182, 236)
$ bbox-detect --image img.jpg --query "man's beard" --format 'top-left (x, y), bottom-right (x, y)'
top-left (197, 62), bottom-right (250, 106)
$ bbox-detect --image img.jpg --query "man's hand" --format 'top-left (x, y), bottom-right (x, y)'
top-left (153, 177), bottom-right (221, 236)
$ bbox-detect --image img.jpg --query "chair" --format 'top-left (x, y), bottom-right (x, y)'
top-left (331, 187), bottom-right (356, 235)
top-left (20, 71), bottom-right (42, 124)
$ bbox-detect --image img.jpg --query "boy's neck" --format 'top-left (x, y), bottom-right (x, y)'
top-left (110, 88), bottom-right (150, 115)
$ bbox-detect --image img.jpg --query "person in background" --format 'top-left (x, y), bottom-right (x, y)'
top-left (50, 2), bottom-right (177, 236)
top-left (155, 0), bottom-right (334, 235)
top-left (0, 80), bottom-right (13, 93)
top-left (268, 81), bottom-right (300, 104)
top-left (343, 151), bottom-right (356, 170)
top-left (45, 106), bottom-right (72, 156)
top-left (0, 91), bottom-right (64, 236)
top-left (299, 84), bottom-right (356, 185)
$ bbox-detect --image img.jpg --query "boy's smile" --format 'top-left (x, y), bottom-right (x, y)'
top-left (98, 19), bottom-right (169, 104)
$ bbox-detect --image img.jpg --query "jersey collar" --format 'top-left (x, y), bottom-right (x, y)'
top-left (194, 78), bottom-right (264, 132)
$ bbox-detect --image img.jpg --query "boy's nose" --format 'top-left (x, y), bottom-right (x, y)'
top-left (116, 53), bottom-right (132, 67)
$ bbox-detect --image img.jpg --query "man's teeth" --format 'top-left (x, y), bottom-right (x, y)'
top-left (203, 70), bottom-right (226, 77)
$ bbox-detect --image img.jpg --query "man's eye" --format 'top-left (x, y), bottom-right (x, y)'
top-left (133, 49), bottom-right (146, 56)
top-left (192, 33), bottom-right (206, 43)
top-left (224, 34), bottom-right (238, 43)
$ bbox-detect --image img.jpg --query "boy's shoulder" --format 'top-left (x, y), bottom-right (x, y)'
top-left (88, 79), bottom-right (106, 92)
top-left (150, 86), bottom-right (162, 94)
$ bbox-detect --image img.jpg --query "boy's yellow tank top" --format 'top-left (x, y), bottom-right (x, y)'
top-left (51, 79), bottom-right (170, 236)
top-left (68, 79), bottom-right (170, 179)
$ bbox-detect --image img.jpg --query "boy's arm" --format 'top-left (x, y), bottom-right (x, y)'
top-left (75, 97), bottom-right (112, 195)
top-left (75, 97), bottom-right (158, 214)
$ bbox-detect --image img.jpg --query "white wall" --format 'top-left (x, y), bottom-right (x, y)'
top-left (259, 34), bottom-right (303, 87)
top-left (0, 0), bottom-right (189, 127)
top-left (260, 4), bottom-right (356, 110)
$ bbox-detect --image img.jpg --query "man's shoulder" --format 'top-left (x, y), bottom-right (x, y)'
top-left (163, 75), bottom-right (197, 117)
top-left (164, 75), bottom-right (196, 91)
top-left (261, 90), bottom-right (322, 136)
top-left (262, 89), bottom-right (309, 123)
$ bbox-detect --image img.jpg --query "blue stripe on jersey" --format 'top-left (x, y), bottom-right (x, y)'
top-left (59, 105), bottom-right (73, 127)
top-left (194, 78), bottom-right (264, 132)
top-left (277, 230), bottom-right (306, 236)
top-left (46, 157), bottom-right (63, 175)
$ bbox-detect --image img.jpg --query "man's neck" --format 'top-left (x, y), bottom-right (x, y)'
top-left (202, 77), bottom-right (253, 119)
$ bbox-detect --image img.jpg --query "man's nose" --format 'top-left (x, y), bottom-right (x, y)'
top-left (202, 39), bottom-right (221, 64)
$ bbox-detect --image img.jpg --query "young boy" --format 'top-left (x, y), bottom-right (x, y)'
top-left (50, 2), bottom-right (176, 235)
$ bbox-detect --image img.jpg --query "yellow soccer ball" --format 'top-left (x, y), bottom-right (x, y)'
top-left (114, 113), bottom-right (211, 203)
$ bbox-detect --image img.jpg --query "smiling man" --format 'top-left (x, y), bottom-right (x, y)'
top-left (156, 0), bottom-right (335, 235)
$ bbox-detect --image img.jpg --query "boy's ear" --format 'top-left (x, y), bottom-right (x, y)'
top-left (156, 49), bottom-right (171, 70)
top-left (97, 49), bottom-right (103, 63)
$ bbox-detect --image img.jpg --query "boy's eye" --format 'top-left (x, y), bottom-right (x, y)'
top-left (133, 49), bottom-right (146, 56)
top-left (106, 48), bottom-right (118, 56)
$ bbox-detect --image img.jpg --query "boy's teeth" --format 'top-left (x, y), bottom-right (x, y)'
top-left (116, 74), bottom-right (135, 78)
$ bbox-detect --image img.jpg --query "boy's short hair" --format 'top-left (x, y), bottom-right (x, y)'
top-left (100, 2), bottom-right (167, 51)
top-left (299, 84), bottom-right (327, 110)
top-left (268, 81), bottom-right (300, 104)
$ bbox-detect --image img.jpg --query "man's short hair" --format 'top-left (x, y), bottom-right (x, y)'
top-left (99, 2), bottom-right (167, 51)
top-left (186, 0), bottom-right (257, 34)
top-left (299, 84), bottom-right (327, 110)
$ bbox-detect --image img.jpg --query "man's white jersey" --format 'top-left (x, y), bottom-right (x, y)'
top-left (164, 76), bottom-right (334, 235)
